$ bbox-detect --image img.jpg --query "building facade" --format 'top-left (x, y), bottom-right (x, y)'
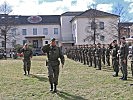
top-left (0, 9), bottom-right (119, 50)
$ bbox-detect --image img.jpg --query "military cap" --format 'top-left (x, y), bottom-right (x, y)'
top-left (113, 40), bottom-right (117, 43)
top-left (97, 43), bottom-right (101, 45)
top-left (120, 37), bottom-right (125, 40)
top-left (51, 38), bottom-right (56, 42)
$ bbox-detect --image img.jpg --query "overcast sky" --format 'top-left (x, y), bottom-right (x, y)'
top-left (0, 0), bottom-right (133, 18)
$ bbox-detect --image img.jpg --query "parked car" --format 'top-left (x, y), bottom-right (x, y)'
top-left (32, 48), bottom-right (44, 56)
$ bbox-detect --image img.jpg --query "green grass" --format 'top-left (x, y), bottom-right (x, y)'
top-left (0, 56), bottom-right (133, 100)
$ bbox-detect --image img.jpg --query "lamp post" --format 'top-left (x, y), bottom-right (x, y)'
top-left (91, 18), bottom-right (97, 68)
top-left (91, 19), bottom-right (96, 45)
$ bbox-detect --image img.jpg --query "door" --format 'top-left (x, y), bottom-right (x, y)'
top-left (33, 40), bottom-right (38, 48)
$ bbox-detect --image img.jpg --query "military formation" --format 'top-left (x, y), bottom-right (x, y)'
top-left (66, 37), bottom-right (131, 81)
top-left (1, 37), bottom-right (133, 93)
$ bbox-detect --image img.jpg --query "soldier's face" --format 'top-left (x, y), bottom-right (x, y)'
top-left (51, 41), bottom-right (56, 46)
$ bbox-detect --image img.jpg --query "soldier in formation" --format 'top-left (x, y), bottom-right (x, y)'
top-left (119, 37), bottom-right (129, 80)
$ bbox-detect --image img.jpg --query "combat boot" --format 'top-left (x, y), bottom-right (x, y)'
top-left (28, 71), bottom-right (30, 75)
top-left (113, 72), bottom-right (118, 77)
top-left (24, 71), bottom-right (27, 75)
top-left (50, 84), bottom-right (53, 92)
top-left (122, 75), bottom-right (127, 80)
top-left (53, 84), bottom-right (57, 93)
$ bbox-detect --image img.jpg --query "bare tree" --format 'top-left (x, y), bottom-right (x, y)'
top-left (110, 3), bottom-right (132, 41)
top-left (0, 1), bottom-right (17, 54)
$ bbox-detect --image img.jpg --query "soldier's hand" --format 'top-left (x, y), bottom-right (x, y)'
top-left (123, 59), bottom-right (126, 64)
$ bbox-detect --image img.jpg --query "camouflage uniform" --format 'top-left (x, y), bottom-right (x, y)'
top-left (20, 46), bottom-right (33, 75)
top-left (119, 38), bottom-right (128, 80)
top-left (96, 43), bottom-right (102, 70)
top-left (106, 45), bottom-right (111, 66)
top-left (112, 43), bottom-right (119, 77)
top-left (42, 40), bottom-right (65, 92)
top-left (131, 46), bottom-right (133, 77)
top-left (101, 45), bottom-right (106, 65)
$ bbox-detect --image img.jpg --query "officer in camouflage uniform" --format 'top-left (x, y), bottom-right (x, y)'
top-left (112, 40), bottom-right (119, 77)
top-left (106, 44), bottom-right (111, 66)
top-left (42, 38), bottom-right (65, 92)
top-left (20, 43), bottom-right (33, 75)
top-left (131, 45), bottom-right (133, 77)
top-left (119, 37), bottom-right (129, 80)
top-left (96, 43), bottom-right (102, 70)
top-left (89, 45), bottom-right (93, 67)
top-left (101, 44), bottom-right (106, 65)
top-left (93, 44), bottom-right (97, 68)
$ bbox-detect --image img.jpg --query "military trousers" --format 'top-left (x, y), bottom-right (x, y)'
top-left (106, 56), bottom-right (110, 66)
top-left (102, 55), bottom-right (105, 65)
top-left (112, 58), bottom-right (119, 73)
top-left (23, 59), bottom-right (31, 72)
top-left (89, 56), bottom-right (92, 66)
top-left (97, 57), bottom-right (101, 70)
top-left (120, 59), bottom-right (127, 78)
top-left (47, 61), bottom-right (60, 85)
top-left (131, 61), bottom-right (133, 76)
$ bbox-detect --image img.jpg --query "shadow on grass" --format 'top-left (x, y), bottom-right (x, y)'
top-left (57, 91), bottom-right (87, 100)
top-left (29, 74), bottom-right (48, 82)
top-left (102, 66), bottom-right (113, 72)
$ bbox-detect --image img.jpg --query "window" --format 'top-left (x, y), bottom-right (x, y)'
top-left (100, 35), bottom-right (105, 41)
top-left (33, 28), bottom-right (37, 35)
top-left (11, 28), bottom-right (16, 35)
top-left (54, 28), bottom-right (58, 34)
top-left (43, 28), bottom-right (48, 35)
top-left (2, 41), bottom-right (5, 47)
top-left (99, 22), bottom-right (104, 30)
top-left (22, 29), bottom-right (27, 35)
top-left (12, 40), bottom-right (16, 47)
top-left (23, 40), bottom-right (27, 45)
top-left (45, 41), bottom-right (48, 44)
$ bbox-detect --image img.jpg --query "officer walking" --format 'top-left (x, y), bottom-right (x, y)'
top-left (42, 38), bottom-right (65, 93)
top-left (119, 37), bottom-right (129, 80)
top-left (20, 43), bottom-right (33, 75)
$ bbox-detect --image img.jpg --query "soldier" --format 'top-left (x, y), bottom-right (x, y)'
top-left (83, 45), bottom-right (86, 65)
top-left (106, 44), bottom-right (111, 66)
top-left (88, 45), bottom-right (93, 67)
top-left (93, 44), bottom-right (97, 68)
top-left (131, 44), bottom-right (133, 77)
top-left (20, 43), bottom-right (33, 75)
top-left (112, 40), bottom-right (119, 77)
top-left (96, 43), bottom-right (102, 70)
top-left (101, 44), bottom-right (106, 65)
top-left (42, 38), bottom-right (65, 92)
top-left (119, 37), bottom-right (129, 80)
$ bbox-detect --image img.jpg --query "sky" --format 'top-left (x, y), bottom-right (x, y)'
top-left (0, 0), bottom-right (133, 21)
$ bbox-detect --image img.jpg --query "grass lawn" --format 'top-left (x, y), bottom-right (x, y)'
top-left (0, 56), bottom-right (133, 100)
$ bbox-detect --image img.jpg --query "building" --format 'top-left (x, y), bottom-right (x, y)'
top-left (0, 9), bottom-right (119, 50)
top-left (119, 22), bottom-right (133, 38)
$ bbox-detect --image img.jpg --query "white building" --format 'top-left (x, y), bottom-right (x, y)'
top-left (0, 9), bottom-right (119, 49)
